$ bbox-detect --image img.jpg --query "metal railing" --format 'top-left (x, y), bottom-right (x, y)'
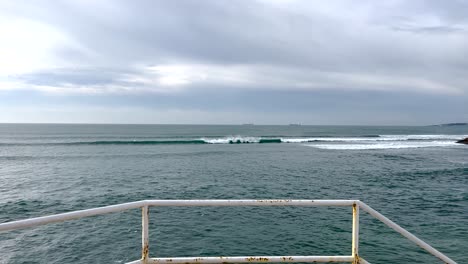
top-left (0, 200), bottom-right (457, 264)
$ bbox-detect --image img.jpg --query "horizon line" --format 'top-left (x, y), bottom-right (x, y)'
top-left (1, 122), bottom-right (462, 127)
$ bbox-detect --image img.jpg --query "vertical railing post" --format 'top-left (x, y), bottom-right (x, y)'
top-left (142, 205), bottom-right (149, 263)
top-left (352, 203), bottom-right (360, 263)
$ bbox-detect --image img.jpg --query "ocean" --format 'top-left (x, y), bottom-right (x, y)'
top-left (0, 124), bottom-right (467, 263)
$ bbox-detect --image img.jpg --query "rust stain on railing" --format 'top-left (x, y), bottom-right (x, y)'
top-left (246, 257), bottom-right (269, 262)
top-left (256, 199), bottom-right (293, 203)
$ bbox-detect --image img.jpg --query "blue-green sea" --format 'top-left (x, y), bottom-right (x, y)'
top-left (0, 124), bottom-right (467, 264)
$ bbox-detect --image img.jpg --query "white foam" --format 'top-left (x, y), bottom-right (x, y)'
top-left (280, 137), bottom-right (392, 143)
top-left (283, 135), bottom-right (467, 143)
top-left (306, 141), bottom-right (459, 150)
top-left (379, 135), bottom-right (467, 141)
top-left (203, 136), bottom-right (387, 144)
top-left (202, 136), bottom-right (260, 144)
top-left (200, 135), bottom-right (466, 145)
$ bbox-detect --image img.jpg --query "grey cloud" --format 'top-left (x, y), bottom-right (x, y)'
top-left (416, 0), bottom-right (468, 23)
top-left (391, 25), bottom-right (465, 34)
top-left (17, 68), bottom-right (134, 87)
top-left (0, 0), bottom-right (467, 124)
top-left (3, 86), bottom-right (467, 125)
top-left (6, 1), bottom-right (466, 69)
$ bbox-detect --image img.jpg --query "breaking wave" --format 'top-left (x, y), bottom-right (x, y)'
top-left (0, 134), bottom-right (465, 146)
top-left (307, 141), bottom-right (460, 150)
top-left (379, 135), bottom-right (465, 140)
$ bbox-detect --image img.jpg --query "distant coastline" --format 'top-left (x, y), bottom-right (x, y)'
top-left (434, 123), bottom-right (468, 126)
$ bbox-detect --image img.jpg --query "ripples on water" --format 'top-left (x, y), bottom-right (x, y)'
top-left (0, 124), bottom-right (467, 263)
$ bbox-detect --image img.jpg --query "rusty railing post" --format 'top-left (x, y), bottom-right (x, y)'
top-left (142, 205), bottom-right (149, 263)
top-left (352, 203), bottom-right (359, 263)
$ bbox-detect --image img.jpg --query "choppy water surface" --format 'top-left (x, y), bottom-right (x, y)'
top-left (0, 124), bottom-right (467, 263)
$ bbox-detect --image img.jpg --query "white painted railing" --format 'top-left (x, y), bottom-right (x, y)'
top-left (0, 200), bottom-right (457, 264)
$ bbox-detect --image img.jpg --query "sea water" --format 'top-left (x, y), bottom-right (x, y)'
top-left (0, 124), bottom-right (467, 263)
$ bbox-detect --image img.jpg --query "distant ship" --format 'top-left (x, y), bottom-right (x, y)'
top-left (288, 123), bottom-right (302, 126)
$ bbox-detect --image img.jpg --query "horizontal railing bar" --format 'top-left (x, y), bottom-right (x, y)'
top-left (0, 200), bottom-right (146, 232)
top-left (0, 200), bottom-right (358, 232)
top-left (358, 201), bottom-right (457, 264)
top-left (146, 256), bottom-right (354, 263)
top-left (144, 199), bottom-right (358, 207)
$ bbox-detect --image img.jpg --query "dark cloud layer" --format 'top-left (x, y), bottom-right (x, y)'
top-left (0, 0), bottom-right (467, 124)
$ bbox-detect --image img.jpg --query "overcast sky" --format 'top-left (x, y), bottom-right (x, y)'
top-left (0, 0), bottom-right (467, 125)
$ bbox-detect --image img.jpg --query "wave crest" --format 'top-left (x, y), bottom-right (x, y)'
top-left (307, 141), bottom-right (459, 150)
top-left (1, 134), bottom-right (465, 146)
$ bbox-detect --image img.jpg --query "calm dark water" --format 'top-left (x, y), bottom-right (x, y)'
top-left (0, 124), bottom-right (467, 264)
